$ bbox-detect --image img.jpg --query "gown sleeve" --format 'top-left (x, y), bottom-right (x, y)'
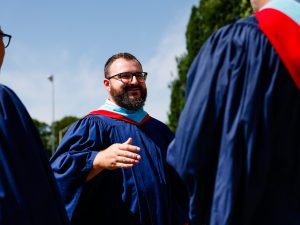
top-left (50, 116), bottom-right (107, 219)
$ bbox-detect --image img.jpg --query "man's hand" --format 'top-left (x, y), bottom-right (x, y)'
top-left (86, 137), bottom-right (141, 181)
top-left (95, 137), bottom-right (141, 170)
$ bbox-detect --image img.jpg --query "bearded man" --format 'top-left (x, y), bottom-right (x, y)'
top-left (50, 52), bottom-right (187, 225)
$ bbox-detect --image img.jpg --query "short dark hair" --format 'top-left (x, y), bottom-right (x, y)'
top-left (104, 52), bottom-right (142, 78)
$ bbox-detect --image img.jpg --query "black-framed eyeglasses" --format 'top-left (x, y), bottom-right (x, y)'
top-left (106, 72), bottom-right (148, 84)
top-left (0, 31), bottom-right (12, 48)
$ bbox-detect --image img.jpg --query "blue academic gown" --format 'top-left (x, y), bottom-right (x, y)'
top-left (50, 109), bottom-right (182, 225)
top-left (0, 85), bottom-right (69, 225)
top-left (167, 2), bottom-right (300, 225)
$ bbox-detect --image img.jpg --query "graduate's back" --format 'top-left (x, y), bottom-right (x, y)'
top-left (167, 0), bottom-right (300, 224)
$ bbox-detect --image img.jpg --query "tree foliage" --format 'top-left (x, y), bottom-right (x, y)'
top-left (33, 115), bottom-right (79, 158)
top-left (33, 118), bottom-right (52, 157)
top-left (53, 115), bottom-right (79, 146)
top-left (167, 0), bottom-right (252, 131)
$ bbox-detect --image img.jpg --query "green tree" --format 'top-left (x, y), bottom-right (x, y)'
top-left (167, 0), bottom-right (251, 131)
top-left (33, 116), bottom-right (79, 158)
top-left (53, 115), bottom-right (79, 148)
top-left (32, 118), bottom-right (52, 157)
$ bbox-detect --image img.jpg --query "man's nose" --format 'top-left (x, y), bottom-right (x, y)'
top-left (130, 75), bottom-right (139, 84)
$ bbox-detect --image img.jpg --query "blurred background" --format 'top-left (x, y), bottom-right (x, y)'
top-left (0, 0), bottom-right (251, 156)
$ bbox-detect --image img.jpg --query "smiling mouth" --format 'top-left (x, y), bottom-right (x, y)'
top-left (128, 88), bottom-right (140, 91)
top-left (126, 86), bottom-right (141, 92)
top-left (126, 88), bottom-right (141, 98)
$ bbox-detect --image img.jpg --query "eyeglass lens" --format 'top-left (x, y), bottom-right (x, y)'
top-left (1, 33), bottom-right (11, 48)
top-left (121, 73), bottom-right (146, 83)
top-left (3, 36), bottom-right (11, 48)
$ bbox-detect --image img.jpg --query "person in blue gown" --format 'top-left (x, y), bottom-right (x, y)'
top-left (0, 27), bottom-right (69, 225)
top-left (50, 52), bottom-right (187, 225)
top-left (166, 0), bottom-right (300, 224)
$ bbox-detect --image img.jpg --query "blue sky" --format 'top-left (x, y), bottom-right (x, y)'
top-left (1, 0), bottom-right (199, 124)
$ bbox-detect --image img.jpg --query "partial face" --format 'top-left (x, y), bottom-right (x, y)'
top-left (104, 58), bottom-right (147, 111)
top-left (250, 0), bottom-right (271, 12)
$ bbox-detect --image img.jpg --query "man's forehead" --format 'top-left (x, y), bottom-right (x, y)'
top-left (110, 58), bottom-right (141, 69)
top-left (112, 58), bottom-right (137, 64)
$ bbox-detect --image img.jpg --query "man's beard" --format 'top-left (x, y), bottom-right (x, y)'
top-left (110, 84), bottom-right (147, 111)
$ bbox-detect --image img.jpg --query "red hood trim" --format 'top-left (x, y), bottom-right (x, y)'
top-left (86, 109), bottom-right (151, 126)
top-left (255, 8), bottom-right (300, 90)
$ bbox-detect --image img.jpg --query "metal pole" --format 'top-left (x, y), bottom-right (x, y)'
top-left (48, 74), bottom-right (55, 155)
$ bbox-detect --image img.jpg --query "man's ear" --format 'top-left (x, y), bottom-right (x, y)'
top-left (103, 79), bottom-right (110, 91)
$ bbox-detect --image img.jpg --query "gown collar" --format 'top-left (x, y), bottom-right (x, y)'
top-left (255, 0), bottom-right (300, 90)
top-left (261, 0), bottom-right (300, 24)
top-left (87, 100), bottom-right (150, 125)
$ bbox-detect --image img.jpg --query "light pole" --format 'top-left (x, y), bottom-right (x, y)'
top-left (47, 74), bottom-right (55, 155)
